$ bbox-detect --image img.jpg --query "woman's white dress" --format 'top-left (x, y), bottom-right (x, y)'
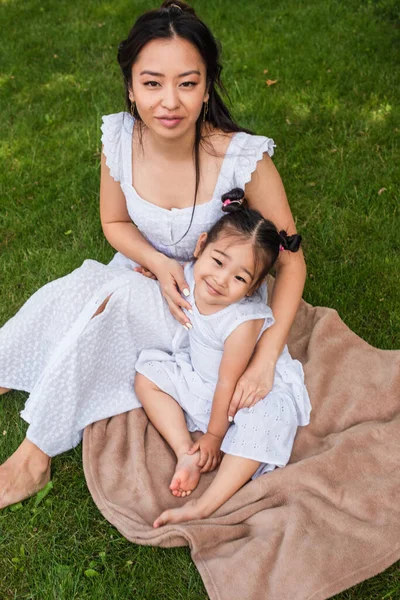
top-left (0, 111), bottom-right (276, 457)
top-left (136, 263), bottom-right (311, 478)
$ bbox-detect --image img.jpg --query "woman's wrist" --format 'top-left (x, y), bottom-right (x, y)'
top-left (251, 337), bottom-right (281, 369)
top-left (146, 252), bottom-right (173, 278)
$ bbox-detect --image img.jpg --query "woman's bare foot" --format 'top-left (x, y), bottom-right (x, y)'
top-left (0, 439), bottom-right (51, 509)
top-left (154, 498), bottom-right (206, 527)
top-left (169, 451), bottom-right (202, 498)
top-left (0, 387), bottom-right (11, 395)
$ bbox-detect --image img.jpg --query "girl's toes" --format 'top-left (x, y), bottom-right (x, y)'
top-left (169, 476), bottom-right (181, 492)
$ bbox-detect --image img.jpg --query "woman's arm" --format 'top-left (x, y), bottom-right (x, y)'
top-left (100, 151), bottom-right (192, 323)
top-left (227, 154), bottom-right (306, 411)
top-left (100, 151), bottom-right (165, 273)
top-left (245, 153), bottom-right (306, 358)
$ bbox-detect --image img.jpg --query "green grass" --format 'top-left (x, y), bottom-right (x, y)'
top-left (0, 0), bottom-right (399, 598)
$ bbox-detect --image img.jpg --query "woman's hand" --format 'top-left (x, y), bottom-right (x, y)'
top-left (151, 256), bottom-right (192, 328)
top-left (228, 359), bottom-right (276, 419)
top-left (188, 433), bottom-right (223, 473)
top-left (133, 266), bottom-right (157, 280)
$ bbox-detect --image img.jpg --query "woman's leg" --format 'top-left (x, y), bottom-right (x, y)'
top-left (0, 439), bottom-right (50, 509)
top-left (0, 293), bottom-right (114, 510)
top-left (135, 373), bottom-right (202, 497)
top-left (153, 454), bottom-right (260, 527)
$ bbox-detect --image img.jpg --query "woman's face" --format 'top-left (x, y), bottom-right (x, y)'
top-left (129, 36), bottom-right (209, 140)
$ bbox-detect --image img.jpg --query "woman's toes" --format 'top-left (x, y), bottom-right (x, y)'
top-left (154, 511), bottom-right (170, 528)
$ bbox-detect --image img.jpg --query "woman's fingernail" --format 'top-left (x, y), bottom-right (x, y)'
top-left (183, 288), bottom-right (190, 297)
top-left (182, 324), bottom-right (189, 331)
top-left (228, 416), bottom-right (234, 423)
top-left (186, 323), bottom-right (193, 330)
top-left (188, 309), bottom-right (194, 315)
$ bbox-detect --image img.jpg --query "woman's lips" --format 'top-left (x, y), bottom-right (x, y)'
top-left (156, 117), bottom-right (183, 128)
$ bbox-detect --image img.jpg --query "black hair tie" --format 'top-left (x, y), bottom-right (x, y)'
top-left (279, 230), bottom-right (302, 252)
top-left (221, 188), bottom-right (245, 213)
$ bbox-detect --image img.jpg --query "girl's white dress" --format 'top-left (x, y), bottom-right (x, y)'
top-left (0, 112), bottom-right (278, 457)
top-left (136, 263), bottom-right (311, 478)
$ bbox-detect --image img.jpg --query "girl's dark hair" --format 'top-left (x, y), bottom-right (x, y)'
top-left (117, 1), bottom-right (253, 242)
top-left (203, 188), bottom-right (302, 288)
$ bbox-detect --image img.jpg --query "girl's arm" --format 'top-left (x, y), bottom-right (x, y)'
top-left (100, 152), bottom-right (192, 324)
top-left (189, 319), bottom-right (264, 472)
top-left (227, 154), bottom-right (306, 412)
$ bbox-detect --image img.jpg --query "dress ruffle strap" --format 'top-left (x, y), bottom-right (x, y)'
top-left (233, 133), bottom-right (276, 190)
top-left (100, 112), bottom-right (126, 183)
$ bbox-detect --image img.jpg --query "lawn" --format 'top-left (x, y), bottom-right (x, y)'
top-left (0, 0), bottom-right (399, 598)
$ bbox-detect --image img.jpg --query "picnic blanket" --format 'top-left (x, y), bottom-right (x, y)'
top-left (82, 290), bottom-right (400, 600)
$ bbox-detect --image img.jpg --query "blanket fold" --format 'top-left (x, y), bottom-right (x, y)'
top-left (83, 297), bottom-right (400, 600)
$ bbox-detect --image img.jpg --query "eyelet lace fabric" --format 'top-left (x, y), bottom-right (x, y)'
top-left (0, 112), bottom-right (280, 457)
top-left (136, 263), bottom-right (312, 479)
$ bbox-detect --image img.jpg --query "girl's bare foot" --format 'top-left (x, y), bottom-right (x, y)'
top-left (0, 439), bottom-right (51, 509)
top-left (169, 451), bottom-right (202, 498)
top-left (154, 498), bottom-right (206, 527)
top-left (0, 387), bottom-right (11, 395)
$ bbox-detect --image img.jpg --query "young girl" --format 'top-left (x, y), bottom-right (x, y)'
top-left (135, 188), bottom-right (311, 527)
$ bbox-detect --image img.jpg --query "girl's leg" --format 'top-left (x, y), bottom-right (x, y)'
top-left (153, 454), bottom-right (260, 527)
top-left (0, 439), bottom-right (51, 509)
top-left (135, 374), bottom-right (202, 497)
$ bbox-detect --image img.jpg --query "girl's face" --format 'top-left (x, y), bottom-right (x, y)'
top-left (129, 36), bottom-right (209, 140)
top-left (193, 232), bottom-right (260, 312)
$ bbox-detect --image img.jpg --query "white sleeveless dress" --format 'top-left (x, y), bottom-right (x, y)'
top-left (0, 112), bottom-right (276, 457)
top-left (136, 263), bottom-right (311, 478)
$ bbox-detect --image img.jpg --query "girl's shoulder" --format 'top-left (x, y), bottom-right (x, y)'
top-left (219, 291), bottom-right (274, 343)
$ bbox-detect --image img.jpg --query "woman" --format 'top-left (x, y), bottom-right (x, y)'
top-left (0, 0), bottom-right (306, 509)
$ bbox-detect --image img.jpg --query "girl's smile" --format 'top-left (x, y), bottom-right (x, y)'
top-left (193, 233), bottom-right (259, 315)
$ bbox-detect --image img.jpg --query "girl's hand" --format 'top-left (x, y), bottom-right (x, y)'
top-left (151, 257), bottom-right (192, 327)
top-left (228, 360), bottom-right (276, 419)
top-left (133, 266), bottom-right (157, 280)
top-left (188, 433), bottom-right (223, 473)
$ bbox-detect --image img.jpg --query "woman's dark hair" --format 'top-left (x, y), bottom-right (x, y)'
top-left (202, 188), bottom-right (302, 288)
top-left (117, 1), bottom-right (253, 242)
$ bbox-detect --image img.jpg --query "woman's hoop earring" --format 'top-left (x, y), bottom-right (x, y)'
top-left (202, 100), bottom-right (209, 122)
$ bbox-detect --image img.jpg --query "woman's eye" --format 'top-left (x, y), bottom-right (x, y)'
top-left (144, 81), bottom-right (160, 87)
top-left (180, 81), bottom-right (197, 88)
top-left (213, 258), bottom-right (222, 266)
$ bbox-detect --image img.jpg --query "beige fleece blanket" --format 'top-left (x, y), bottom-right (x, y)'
top-left (83, 296), bottom-right (400, 600)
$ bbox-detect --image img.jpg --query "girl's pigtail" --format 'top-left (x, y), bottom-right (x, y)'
top-left (279, 230), bottom-right (302, 253)
top-left (221, 188), bottom-right (247, 213)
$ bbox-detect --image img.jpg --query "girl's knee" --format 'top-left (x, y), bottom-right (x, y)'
top-left (135, 372), bottom-right (153, 394)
